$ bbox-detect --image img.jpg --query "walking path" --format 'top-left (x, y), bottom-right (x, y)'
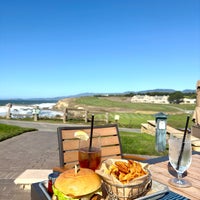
top-left (0, 120), bottom-right (63, 200)
top-left (0, 119), bottom-right (140, 200)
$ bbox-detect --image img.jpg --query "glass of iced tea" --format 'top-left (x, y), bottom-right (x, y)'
top-left (78, 132), bottom-right (101, 171)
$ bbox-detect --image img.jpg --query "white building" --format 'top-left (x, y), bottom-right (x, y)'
top-left (131, 95), bottom-right (196, 104)
top-left (131, 95), bottom-right (169, 104)
top-left (182, 98), bottom-right (196, 104)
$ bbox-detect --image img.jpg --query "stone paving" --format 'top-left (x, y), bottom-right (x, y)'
top-left (0, 120), bottom-right (61, 200)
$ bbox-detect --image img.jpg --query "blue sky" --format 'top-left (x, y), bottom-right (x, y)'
top-left (0, 0), bottom-right (199, 98)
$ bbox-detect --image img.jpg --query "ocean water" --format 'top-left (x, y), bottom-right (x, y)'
top-left (0, 99), bottom-right (57, 106)
top-left (0, 99), bottom-right (63, 118)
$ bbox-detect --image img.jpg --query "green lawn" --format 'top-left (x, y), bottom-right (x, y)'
top-left (0, 124), bottom-right (37, 142)
top-left (87, 112), bottom-right (192, 129)
top-left (120, 131), bottom-right (168, 156)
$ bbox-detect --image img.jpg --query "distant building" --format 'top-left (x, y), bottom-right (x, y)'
top-left (131, 95), bottom-right (196, 104)
top-left (131, 95), bottom-right (169, 104)
top-left (181, 98), bottom-right (196, 104)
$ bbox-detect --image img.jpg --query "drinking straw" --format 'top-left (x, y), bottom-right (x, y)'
top-left (176, 115), bottom-right (190, 170)
top-left (89, 114), bottom-right (94, 152)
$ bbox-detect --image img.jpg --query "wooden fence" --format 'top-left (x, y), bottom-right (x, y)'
top-left (5, 107), bottom-right (110, 124)
top-left (63, 108), bottom-right (109, 124)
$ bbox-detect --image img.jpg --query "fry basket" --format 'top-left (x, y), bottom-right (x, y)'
top-left (102, 170), bottom-right (152, 200)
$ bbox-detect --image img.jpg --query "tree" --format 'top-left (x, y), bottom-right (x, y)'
top-left (168, 91), bottom-right (184, 104)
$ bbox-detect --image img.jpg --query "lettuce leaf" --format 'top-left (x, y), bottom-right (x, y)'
top-left (52, 185), bottom-right (102, 200)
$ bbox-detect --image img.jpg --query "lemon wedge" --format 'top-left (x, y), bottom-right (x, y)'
top-left (74, 130), bottom-right (89, 141)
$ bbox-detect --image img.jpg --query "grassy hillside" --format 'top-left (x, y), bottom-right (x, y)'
top-left (75, 96), bottom-right (195, 112)
top-left (72, 96), bottom-right (195, 129)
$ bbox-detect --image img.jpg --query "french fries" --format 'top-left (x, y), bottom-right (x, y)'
top-left (108, 160), bottom-right (147, 184)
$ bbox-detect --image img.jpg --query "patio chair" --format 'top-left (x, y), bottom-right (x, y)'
top-left (53, 124), bottom-right (147, 172)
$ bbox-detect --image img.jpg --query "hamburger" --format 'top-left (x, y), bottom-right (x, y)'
top-left (52, 168), bottom-right (102, 200)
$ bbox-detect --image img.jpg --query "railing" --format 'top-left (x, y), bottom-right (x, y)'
top-left (63, 108), bottom-right (109, 124)
top-left (5, 107), bottom-right (110, 124)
